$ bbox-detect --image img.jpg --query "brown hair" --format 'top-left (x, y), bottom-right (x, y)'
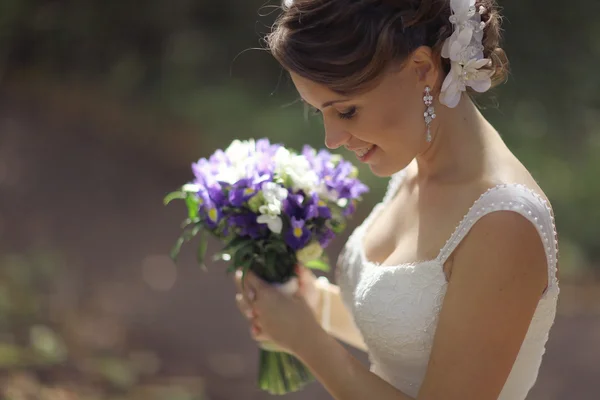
top-left (266, 0), bottom-right (508, 96)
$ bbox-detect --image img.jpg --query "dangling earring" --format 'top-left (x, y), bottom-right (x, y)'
top-left (423, 86), bottom-right (436, 142)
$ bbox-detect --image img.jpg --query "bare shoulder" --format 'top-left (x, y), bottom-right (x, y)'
top-left (449, 181), bottom-right (552, 294)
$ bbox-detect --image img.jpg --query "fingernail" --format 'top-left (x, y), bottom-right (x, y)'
top-left (235, 269), bottom-right (243, 278)
top-left (247, 289), bottom-right (256, 302)
top-left (245, 310), bottom-right (253, 319)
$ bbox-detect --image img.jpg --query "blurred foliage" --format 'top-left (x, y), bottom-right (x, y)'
top-left (0, 0), bottom-right (597, 275)
top-left (0, 249), bottom-right (206, 399)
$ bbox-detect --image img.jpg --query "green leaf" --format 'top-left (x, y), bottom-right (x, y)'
top-left (224, 236), bottom-right (251, 253)
top-left (239, 258), bottom-right (253, 290)
top-left (329, 218), bottom-right (346, 234)
top-left (226, 263), bottom-right (238, 274)
top-left (180, 217), bottom-right (201, 229)
top-left (216, 238), bottom-right (252, 269)
top-left (185, 193), bottom-right (200, 220)
top-left (233, 242), bottom-right (255, 290)
top-left (265, 251), bottom-right (278, 278)
top-left (163, 191), bottom-right (186, 205)
top-left (233, 242), bottom-right (254, 268)
top-left (170, 236), bottom-right (185, 261)
top-left (305, 259), bottom-right (330, 272)
top-left (170, 224), bottom-right (203, 262)
top-left (264, 241), bottom-right (288, 255)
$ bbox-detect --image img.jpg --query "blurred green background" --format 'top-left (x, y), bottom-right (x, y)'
top-left (0, 0), bottom-right (598, 399)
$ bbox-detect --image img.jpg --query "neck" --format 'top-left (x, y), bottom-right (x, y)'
top-left (415, 97), bottom-right (494, 184)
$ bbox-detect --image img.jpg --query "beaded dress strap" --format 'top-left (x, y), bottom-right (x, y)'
top-left (436, 184), bottom-right (559, 290)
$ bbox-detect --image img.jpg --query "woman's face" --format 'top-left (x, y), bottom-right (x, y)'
top-left (290, 52), bottom-right (435, 177)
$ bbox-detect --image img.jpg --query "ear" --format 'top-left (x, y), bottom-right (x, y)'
top-left (409, 46), bottom-right (440, 88)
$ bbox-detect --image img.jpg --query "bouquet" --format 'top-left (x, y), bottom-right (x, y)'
top-left (165, 138), bottom-right (368, 395)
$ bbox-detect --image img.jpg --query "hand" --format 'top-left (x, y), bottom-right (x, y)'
top-left (296, 265), bottom-right (321, 316)
top-left (233, 268), bottom-right (325, 356)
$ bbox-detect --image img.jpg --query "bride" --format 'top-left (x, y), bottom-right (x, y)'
top-left (234, 0), bottom-right (559, 399)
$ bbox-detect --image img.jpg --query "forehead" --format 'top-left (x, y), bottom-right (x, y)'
top-left (289, 65), bottom-right (410, 106)
top-left (289, 72), bottom-right (343, 104)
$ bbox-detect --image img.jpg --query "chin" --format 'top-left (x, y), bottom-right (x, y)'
top-left (368, 163), bottom-right (398, 178)
top-left (368, 157), bottom-right (411, 177)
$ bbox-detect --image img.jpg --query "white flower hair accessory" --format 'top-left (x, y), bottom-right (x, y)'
top-left (439, 0), bottom-right (494, 108)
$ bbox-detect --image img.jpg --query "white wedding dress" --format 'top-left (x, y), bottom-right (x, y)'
top-left (337, 170), bottom-right (559, 399)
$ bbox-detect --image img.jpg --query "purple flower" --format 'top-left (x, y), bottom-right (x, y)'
top-left (323, 161), bottom-right (368, 200)
top-left (254, 139), bottom-right (281, 176)
top-left (201, 198), bottom-right (222, 229)
top-left (283, 193), bottom-right (306, 219)
top-left (228, 178), bottom-right (261, 207)
top-left (318, 228), bottom-right (335, 248)
top-left (284, 217), bottom-right (311, 250)
top-left (229, 212), bottom-right (266, 239)
top-left (306, 193), bottom-right (332, 219)
top-left (206, 183), bottom-right (227, 205)
top-left (209, 149), bottom-right (230, 167)
top-left (195, 185), bottom-right (226, 229)
top-left (229, 186), bottom-right (255, 207)
top-left (342, 200), bottom-right (356, 217)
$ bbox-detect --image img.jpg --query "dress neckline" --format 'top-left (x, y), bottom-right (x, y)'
top-left (357, 181), bottom-right (554, 272)
top-left (357, 201), bottom-right (441, 271)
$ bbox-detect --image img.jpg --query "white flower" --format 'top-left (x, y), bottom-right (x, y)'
top-left (214, 165), bottom-right (243, 185)
top-left (208, 140), bottom-right (258, 184)
top-left (296, 241), bottom-right (324, 264)
top-left (225, 139), bottom-right (255, 162)
top-left (256, 182), bottom-right (288, 234)
top-left (439, 0), bottom-right (491, 108)
top-left (182, 183), bottom-right (201, 192)
top-left (440, 58), bottom-right (493, 108)
top-left (315, 182), bottom-right (339, 202)
top-left (274, 147), bottom-right (319, 193)
top-left (261, 182), bottom-right (288, 210)
top-left (256, 214), bottom-right (283, 234)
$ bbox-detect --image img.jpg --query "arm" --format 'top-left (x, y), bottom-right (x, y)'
top-left (314, 278), bottom-right (368, 352)
top-left (294, 211), bottom-right (549, 400)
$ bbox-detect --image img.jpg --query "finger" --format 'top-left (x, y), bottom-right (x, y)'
top-left (242, 270), bottom-right (266, 303)
top-left (300, 268), bottom-right (314, 296)
top-left (250, 322), bottom-right (268, 342)
top-left (295, 265), bottom-right (305, 292)
top-left (235, 292), bottom-right (255, 320)
top-left (234, 269), bottom-right (244, 294)
top-left (235, 269), bottom-right (259, 304)
top-left (296, 266), bottom-right (314, 296)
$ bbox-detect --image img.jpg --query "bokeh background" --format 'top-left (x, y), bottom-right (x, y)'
top-left (0, 1), bottom-right (598, 399)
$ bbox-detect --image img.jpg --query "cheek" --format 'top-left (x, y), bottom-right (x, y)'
top-left (377, 96), bottom-right (423, 145)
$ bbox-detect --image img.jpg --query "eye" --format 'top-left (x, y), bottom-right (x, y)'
top-left (337, 107), bottom-right (357, 120)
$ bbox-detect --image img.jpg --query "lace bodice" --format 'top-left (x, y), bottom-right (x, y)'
top-left (337, 171), bottom-right (559, 399)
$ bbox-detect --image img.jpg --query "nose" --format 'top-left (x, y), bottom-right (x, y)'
top-left (323, 119), bottom-right (351, 149)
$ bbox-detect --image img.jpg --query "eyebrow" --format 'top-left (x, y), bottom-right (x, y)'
top-left (321, 99), bottom-right (350, 108)
top-left (299, 97), bottom-right (351, 109)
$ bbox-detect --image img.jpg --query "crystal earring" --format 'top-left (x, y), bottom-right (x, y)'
top-left (423, 86), bottom-right (436, 142)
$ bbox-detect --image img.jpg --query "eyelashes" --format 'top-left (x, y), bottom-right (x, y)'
top-left (337, 106), bottom-right (357, 120)
top-left (309, 105), bottom-right (357, 121)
